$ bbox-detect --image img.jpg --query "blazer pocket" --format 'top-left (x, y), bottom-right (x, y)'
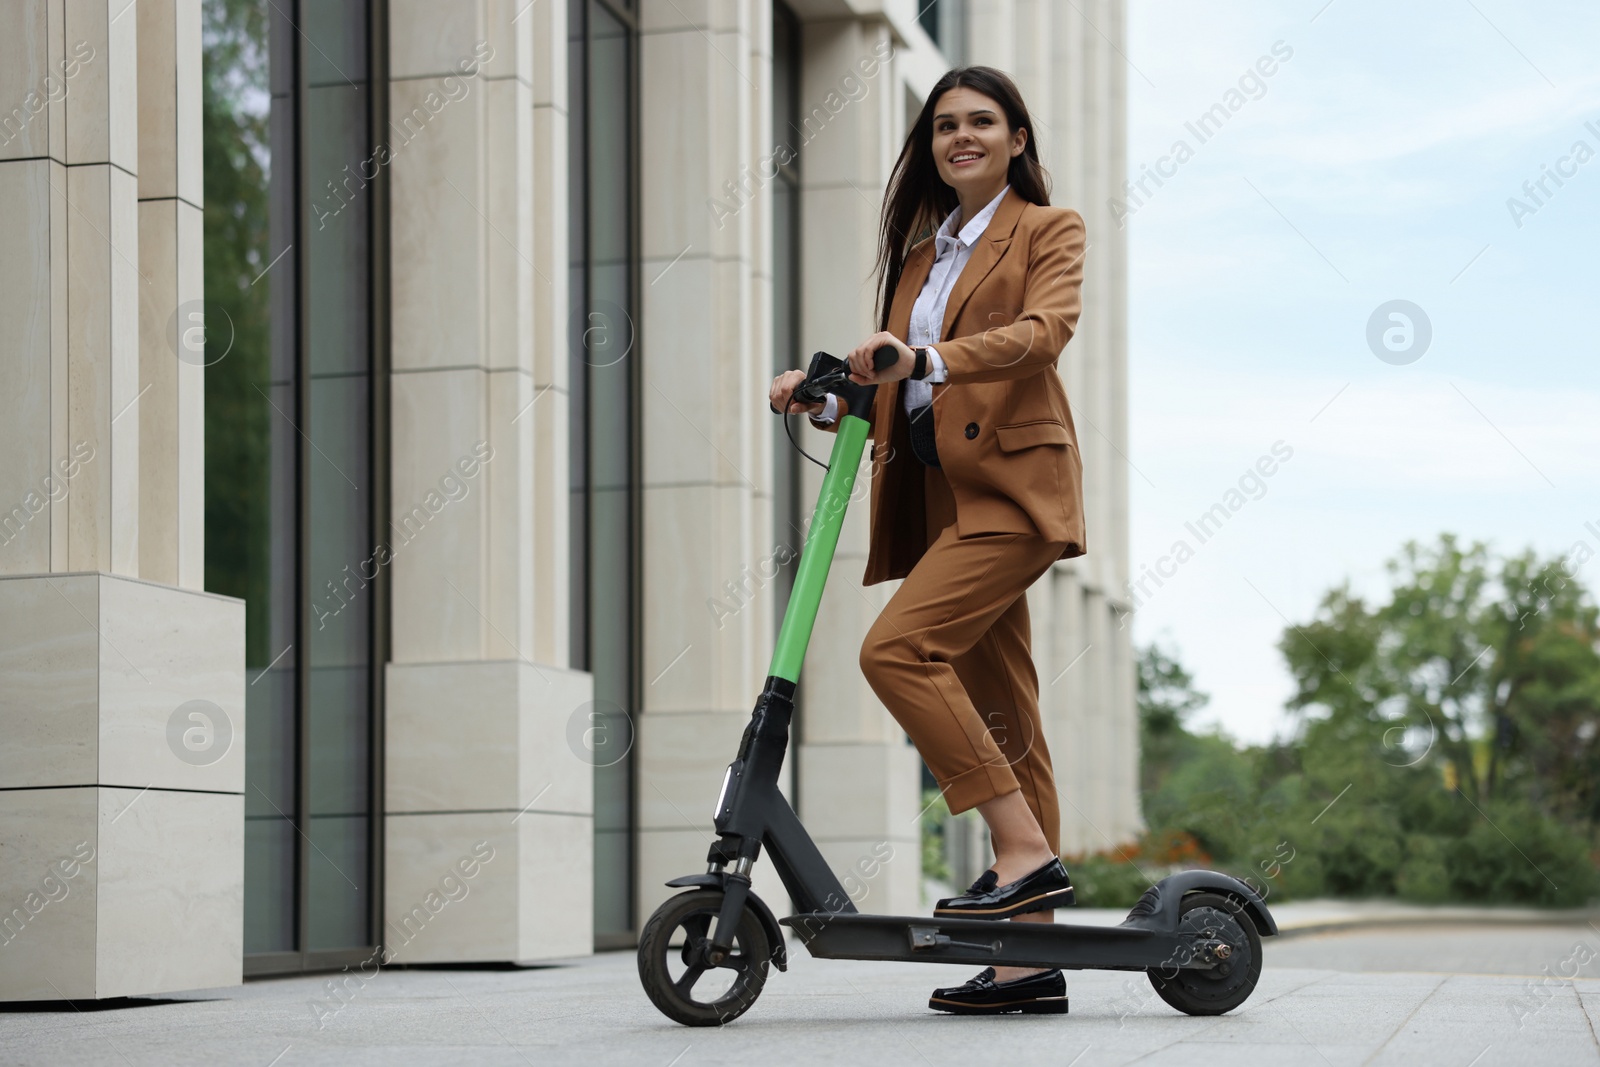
top-left (995, 420), bottom-right (1071, 452)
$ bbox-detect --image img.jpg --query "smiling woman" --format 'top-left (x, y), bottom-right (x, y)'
top-left (767, 64), bottom-right (1091, 1012)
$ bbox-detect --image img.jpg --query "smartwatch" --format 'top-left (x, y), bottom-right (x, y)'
top-left (910, 346), bottom-right (930, 381)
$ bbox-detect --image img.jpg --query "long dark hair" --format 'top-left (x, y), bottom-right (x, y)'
top-left (874, 66), bottom-right (1051, 331)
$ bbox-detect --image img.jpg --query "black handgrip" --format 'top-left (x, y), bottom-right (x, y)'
top-left (769, 346), bottom-right (901, 414)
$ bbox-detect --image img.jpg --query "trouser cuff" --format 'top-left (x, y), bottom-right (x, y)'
top-left (938, 759), bottom-right (1020, 817)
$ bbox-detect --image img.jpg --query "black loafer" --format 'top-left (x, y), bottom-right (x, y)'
top-left (929, 967), bottom-right (1069, 1015)
top-left (933, 859), bottom-right (1075, 919)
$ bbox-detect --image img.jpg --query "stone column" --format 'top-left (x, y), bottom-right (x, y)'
top-left (634, 0), bottom-right (798, 923)
top-left (1003, 0), bottom-right (1143, 854)
top-left (792, 15), bottom-right (922, 918)
top-left (136, 0), bottom-right (204, 590)
top-left (1101, 0), bottom-right (1141, 845)
top-left (0, 0), bottom-right (246, 1001)
top-left (382, 0), bottom-right (592, 963)
top-left (528, 0), bottom-right (569, 666)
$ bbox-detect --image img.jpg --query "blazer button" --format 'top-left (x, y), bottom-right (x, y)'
top-left (964, 422), bottom-right (979, 440)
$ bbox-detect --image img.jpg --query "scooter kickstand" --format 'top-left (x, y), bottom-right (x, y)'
top-left (908, 925), bottom-right (1002, 954)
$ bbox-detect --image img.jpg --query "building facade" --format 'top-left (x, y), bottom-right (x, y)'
top-left (0, 0), bottom-right (1135, 999)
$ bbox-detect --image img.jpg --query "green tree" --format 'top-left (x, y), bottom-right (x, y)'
top-left (1487, 549), bottom-right (1600, 823)
top-left (1274, 533), bottom-right (1600, 905)
top-left (1136, 640), bottom-right (1277, 870)
top-left (1137, 639), bottom-right (1211, 795)
top-left (202, 0), bottom-right (272, 664)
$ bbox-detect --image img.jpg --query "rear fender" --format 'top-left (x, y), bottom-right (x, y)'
top-left (1119, 869), bottom-right (1278, 938)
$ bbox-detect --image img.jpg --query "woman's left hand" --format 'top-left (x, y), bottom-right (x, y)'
top-left (845, 332), bottom-right (915, 385)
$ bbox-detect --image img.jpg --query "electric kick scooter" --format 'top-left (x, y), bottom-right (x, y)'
top-left (638, 349), bottom-right (1277, 1026)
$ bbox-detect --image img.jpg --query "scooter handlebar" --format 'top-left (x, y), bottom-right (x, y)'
top-left (770, 347), bottom-right (900, 414)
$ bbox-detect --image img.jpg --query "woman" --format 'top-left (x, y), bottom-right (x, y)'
top-left (768, 65), bottom-right (1088, 1016)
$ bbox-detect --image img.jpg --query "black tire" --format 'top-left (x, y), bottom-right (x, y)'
top-left (638, 890), bottom-right (771, 1027)
top-left (1147, 891), bottom-right (1263, 1016)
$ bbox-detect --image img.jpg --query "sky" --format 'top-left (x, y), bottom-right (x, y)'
top-left (1124, 0), bottom-right (1600, 745)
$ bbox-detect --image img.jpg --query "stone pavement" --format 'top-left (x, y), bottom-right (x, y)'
top-left (4, 903), bottom-right (1600, 1066)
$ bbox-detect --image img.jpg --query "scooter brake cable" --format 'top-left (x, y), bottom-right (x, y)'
top-left (780, 368), bottom-right (855, 472)
top-left (782, 404), bottom-right (833, 472)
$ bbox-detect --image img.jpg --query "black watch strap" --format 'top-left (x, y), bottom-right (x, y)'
top-left (910, 347), bottom-right (928, 381)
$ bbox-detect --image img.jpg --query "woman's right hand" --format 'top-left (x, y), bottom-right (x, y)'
top-left (769, 369), bottom-right (824, 416)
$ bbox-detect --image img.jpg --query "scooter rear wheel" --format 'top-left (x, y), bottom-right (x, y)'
top-left (638, 889), bottom-right (771, 1027)
top-left (1147, 891), bottom-right (1263, 1016)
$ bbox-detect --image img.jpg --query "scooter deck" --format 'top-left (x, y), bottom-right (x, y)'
top-left (781, 911), bottom-right (1196, 972)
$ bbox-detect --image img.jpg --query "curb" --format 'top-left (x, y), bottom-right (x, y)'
top-left (1272, 909), bottom-right (1600, 940)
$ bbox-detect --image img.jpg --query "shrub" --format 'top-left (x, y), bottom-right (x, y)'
top-left (1065, 851), bottom-right (1155, 909)
top-left (1443, 801), bottom-right (1600, 907)
top-left (1395, 834), bottom-right (1452, 904)
top-left (918, 787), bottom-right (951, 885)
top-left (1064, 831), bottom-right (1212, 910)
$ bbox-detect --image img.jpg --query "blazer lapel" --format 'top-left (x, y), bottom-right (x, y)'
top-left (939, 187), bottom-right (1027, 341)
top-left (889, 237), bottom-right (936, 339)
top-left (879, 238), bottom-right (937, 427)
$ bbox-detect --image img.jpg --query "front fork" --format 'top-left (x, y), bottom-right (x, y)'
top-left (708, 871), bottom-right (753, 961)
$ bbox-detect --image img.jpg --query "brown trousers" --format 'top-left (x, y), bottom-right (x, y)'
top-left (859, 462), bottom-right (1066, 856)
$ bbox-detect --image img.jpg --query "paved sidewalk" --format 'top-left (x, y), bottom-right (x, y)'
top-left (5, 904), bottom-right (1600, 1066)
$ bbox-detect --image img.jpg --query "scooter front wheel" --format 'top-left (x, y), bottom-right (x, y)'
top-left (638, 889), bottom-right (771, 1027)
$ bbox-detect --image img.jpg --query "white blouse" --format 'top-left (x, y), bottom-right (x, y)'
top-left (812, 184), bottom-right (1011, 426)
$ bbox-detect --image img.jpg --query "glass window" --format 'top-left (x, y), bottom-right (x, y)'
top-left (918, 0), bottom-right (942, 45)
top-left (203, 0), bottom-right (380, 970)
top-left (772, 1), bottom-right (802, 618)
top-left (569, 0), bottom-right (639, 948)
top-left (302, 0), bottom-right (374, 955)
top-left (919, 0), bottom-right (966, 65)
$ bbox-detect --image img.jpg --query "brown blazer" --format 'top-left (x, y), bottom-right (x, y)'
top-left (818, 188), bottom-right (1089, 586)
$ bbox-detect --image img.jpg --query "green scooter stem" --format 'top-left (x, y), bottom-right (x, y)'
top-left (767, 412), bottom-right (871, 683)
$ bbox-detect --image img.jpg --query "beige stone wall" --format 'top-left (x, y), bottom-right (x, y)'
top-left (136, 0), bottom-right (204, 590)
top-left (0, 0), bottom-right (245, 1000)
top-left (0, 0), bottom-right (202, 584)
top-left (0, 574), bottom-right (244, 1000)
top-left (633, 0), bottom-right (794, 921)
top-left (382, 0), bottom-right (592, 963)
